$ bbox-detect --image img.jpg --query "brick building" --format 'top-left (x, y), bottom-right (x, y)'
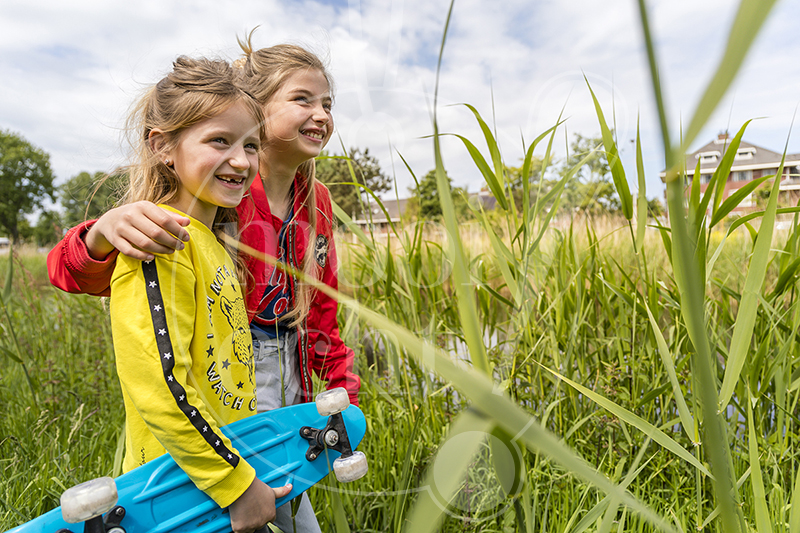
top-left (660, 133), bottom-right (800, 212)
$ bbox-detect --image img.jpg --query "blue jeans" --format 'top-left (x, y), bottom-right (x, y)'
top-left (252, 330), bottom-right (321, 533)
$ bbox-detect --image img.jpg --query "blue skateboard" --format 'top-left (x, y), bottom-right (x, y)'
top-left (7, 388), bottom-right (367, 533)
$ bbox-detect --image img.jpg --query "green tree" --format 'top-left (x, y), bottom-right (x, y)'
top-left (557, 133), bottom-right (621, 216)
top-left (32, 210), bottom-right (63, 247)
top-left (0, 130), bottom-right (55, 243)
top-left (315, 148), bottom-right (392, 218)
top-left (60, 170), bottom-right (124, 228)
top-left (647, 197), bottom-right (665, 218)
top-left (408, 169), bottom-right (471, 221)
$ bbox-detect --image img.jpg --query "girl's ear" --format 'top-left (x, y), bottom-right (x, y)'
top-left (148, 129), bottom-right (171, 162)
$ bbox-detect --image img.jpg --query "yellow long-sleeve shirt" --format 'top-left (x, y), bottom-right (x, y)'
top-left (110, 205), bottom-right (257, 508)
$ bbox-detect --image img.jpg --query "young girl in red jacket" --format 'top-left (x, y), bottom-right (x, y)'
top-left (48, 37), bottom-right (359, 533)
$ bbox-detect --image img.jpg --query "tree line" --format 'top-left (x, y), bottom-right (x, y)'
top-left (0, 128), bottom-right (654, 246)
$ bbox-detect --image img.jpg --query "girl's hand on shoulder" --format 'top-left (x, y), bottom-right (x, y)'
top-left (229, 478), bottom-right (292, 533)
top-left (85, 202), bottom-right (191, 261)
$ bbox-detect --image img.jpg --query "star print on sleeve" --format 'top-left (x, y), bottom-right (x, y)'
top-left (236, 381), bottom-right (243, 389)
top-left (140, 258), bottom-right (240, 469)
top-left (222, 359), bottom-right (231, 370)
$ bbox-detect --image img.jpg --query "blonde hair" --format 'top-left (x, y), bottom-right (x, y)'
top-left (121, 55), bottom-right (265, 283)
top-left (237, 30), bottom-right (334, 326)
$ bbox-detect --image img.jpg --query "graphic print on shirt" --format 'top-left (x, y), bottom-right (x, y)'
top-left (253, 222), bottom-right (292, 328)
top-left (220, 294), bottom-right (254, 385)
top-left (142, 259), bottom-right (240, 468)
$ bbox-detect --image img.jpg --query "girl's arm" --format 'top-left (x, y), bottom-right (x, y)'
top-left (111, 255), bottom-right (256, 510)
top-left (47, 202), bottom-right (191, 295)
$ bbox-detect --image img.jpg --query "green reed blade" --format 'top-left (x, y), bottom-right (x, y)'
top-left (473, 209), bottom-right (521, 303)
top-left (635, 0), bottom-right (778, 527)
top-left (586, 79), bottom-right (633, 220)
top-left (403, 410), bottom-right (496, 533)
top-left (448, 133), bottom-right (508, 211)
top-left (707, 121), bottom-right (752, 220)
top-left (430, 0), bottom-right (489, 374)
top-left (459, 103), bottom-right (508, 208)
top-left (490, 426), bottom-right (525, 498)
top-left (635, 118), bottom-right (647, 253)
top-left (341, 179), bottom-right (401, 237)
top-left (747, 400), bottom-right (774, 533)
top-left (681, 0), bottom-right (779, 151)
top-left (2, 241), bottom-right (12, 303)
top-left (529, 148), bottom-right (600, 256)
top-left (665, 170), bottom-right (741, 532)
top-left (635, 0), bottom-right (670, 158)
top-left (331, 199), bottom-right (376, 252)
top-left (709, 175), bottom-right (771, 228)
top-left (643, 300), bottom-right (697, 443)
top-left (790, 471), bottom-right (800, 532)
top-left (541, 363), bottom-right (710, 477)
top-left (719, 155), bottom-right (785, 408)
top-left (726, 206), bottom-right (800, 234)
top-left (772, 257), bottom-right (800, 298)
top-left (331, 489), bottom-right (352, 533)
top-left (569, 440), bottom-right (654, 533)
top-left (521, 124), bottom-right (561, 217)
top-left (689, 160), bottom-right (701, 231)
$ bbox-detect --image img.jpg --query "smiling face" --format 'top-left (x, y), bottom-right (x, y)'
top-left (158, 101), bottom-right (261, 227)
top-left (262, 68), bottom-right (333, 169)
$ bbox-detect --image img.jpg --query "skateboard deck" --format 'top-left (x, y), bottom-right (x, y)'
top-left (7, 401), bottom-right (366, 533)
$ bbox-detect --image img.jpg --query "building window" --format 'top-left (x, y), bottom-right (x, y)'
top-left (735, 148), bottom-right (756, 160)
top-left (733, 170), bottom-right (752, 182)
top-left (697, 151), bottom-right (721, 164)
top-left (701, 174), bottom-right (712, 184)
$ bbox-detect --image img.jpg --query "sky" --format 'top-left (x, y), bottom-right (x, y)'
top-left (1, 0), bottom-right (799, 209)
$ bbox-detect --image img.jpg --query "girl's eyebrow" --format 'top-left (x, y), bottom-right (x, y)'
top-left (287, 87), bottom-right (331, 100)
top-left (205, 127), bottom-right (260, 142)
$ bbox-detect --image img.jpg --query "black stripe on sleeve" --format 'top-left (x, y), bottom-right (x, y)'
top-left (141, 259), bottom-right (240, 469)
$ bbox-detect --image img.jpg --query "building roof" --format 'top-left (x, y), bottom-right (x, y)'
top-left (659, 134), bottom-right (800, 178)
top-left (357, 198), bottom-right (408, 223)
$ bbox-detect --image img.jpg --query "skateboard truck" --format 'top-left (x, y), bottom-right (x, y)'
top-left (300, 411), bottom-right (353, 462)
top-left (300, 388), bottom-right (369, 482)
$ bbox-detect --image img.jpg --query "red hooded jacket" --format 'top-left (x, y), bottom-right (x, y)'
top-left (47, 175), bottom-right (360, 406)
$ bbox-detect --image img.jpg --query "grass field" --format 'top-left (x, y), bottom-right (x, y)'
top-left (1, 204), bottom-right (798, 532)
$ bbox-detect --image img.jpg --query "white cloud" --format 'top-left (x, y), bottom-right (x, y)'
top-left (0, 0), bottom-right (798, 208)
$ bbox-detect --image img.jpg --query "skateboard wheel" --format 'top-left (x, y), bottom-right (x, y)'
top-left (333, 451), bottom-right (368, 482)
top-left (60, 477), bottom-right (118, 524)
top-left (315, 387), bottom-right (349, 416)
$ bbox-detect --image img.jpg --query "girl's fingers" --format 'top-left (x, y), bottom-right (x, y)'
top-left (270, 483), bottom-right (293, 499)
top-left (112, 204), bottom-right (192, 256)
top-left (141, 205), bottom-right (191, 244)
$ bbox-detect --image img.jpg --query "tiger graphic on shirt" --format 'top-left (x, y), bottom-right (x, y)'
top-left (220, 294), bottom-right (254, 386)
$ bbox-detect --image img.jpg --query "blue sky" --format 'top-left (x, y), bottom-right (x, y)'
top-left (1, 0), bottom-right (798, 207)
